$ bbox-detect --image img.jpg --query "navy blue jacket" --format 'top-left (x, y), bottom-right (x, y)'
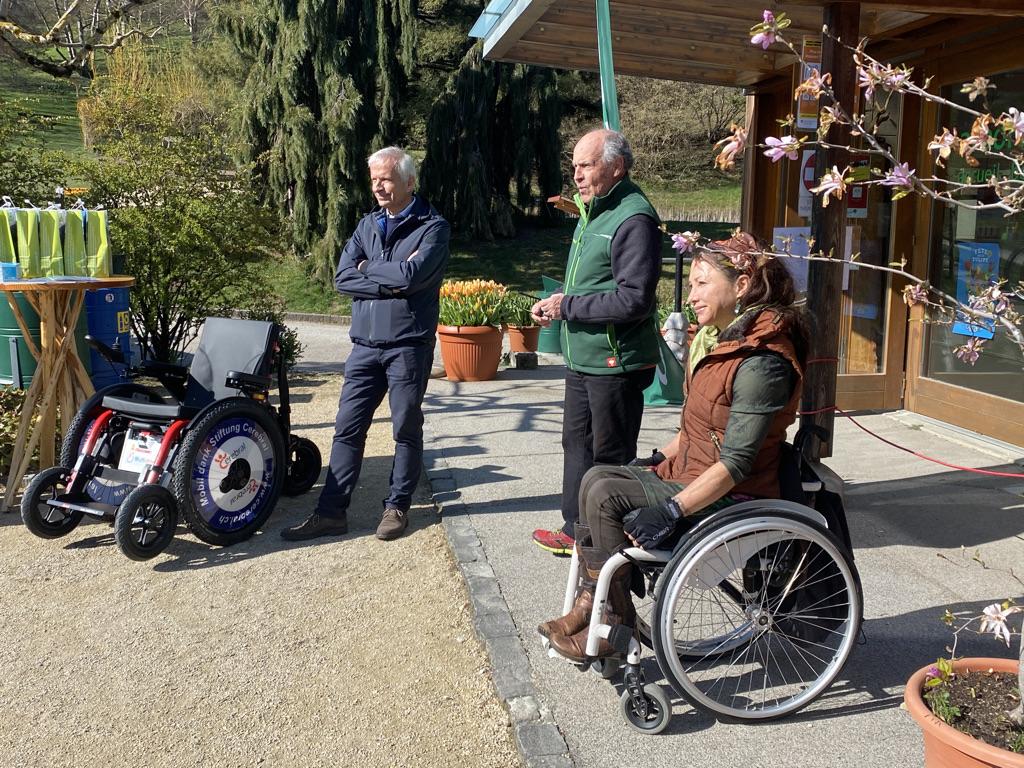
top-left (335, 196), bottom-right (450, 347)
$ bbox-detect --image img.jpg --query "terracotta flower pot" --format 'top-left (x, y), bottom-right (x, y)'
top-left (505, 325), bottom-right (540, 353)
top-left (437, 325), bottom-right (503, 382)
top-left (905, 657), bottom-right (1024, 768)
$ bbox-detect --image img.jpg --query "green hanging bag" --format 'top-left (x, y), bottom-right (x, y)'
top-left (85, 208), bottom-right (111, 278)
top-left (0, 207), bottom-right (15, 263)
top-left (16, 208), bottom-right (41, 278)
top-left (64, 209), bottom-right (87, 276)
top-left (39, 209), bottom-right (64, 277)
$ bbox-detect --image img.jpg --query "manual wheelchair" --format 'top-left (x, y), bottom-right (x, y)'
top-left (20, 317), bottom-right (323, 561)
top-left (543, 427), bottom-right (863, 734)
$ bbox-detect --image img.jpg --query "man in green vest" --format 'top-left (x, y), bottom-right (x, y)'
top-left (530, 129), bottom-right (662, 556)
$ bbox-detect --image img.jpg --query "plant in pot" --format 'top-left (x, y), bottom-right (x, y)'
top-left (904, 559), bottom-right (1024, 767)
top-left (501, 293), bottom-right (540, 354)
top-left (437, 279), bottom-right (507, 382)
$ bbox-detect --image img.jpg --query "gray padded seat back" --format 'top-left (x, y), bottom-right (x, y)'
top-left (184, 318), bottom-right (277, 409)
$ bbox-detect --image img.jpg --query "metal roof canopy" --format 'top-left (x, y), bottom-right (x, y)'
top-left (475, 0), bottom-right (1024, 88)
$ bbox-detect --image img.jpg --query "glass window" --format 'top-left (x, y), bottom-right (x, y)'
top-left (925, 70), bottom-right (1024, 404)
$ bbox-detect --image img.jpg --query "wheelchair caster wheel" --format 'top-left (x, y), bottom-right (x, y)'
top-left (283, 436), bottom-right (322, 497)
top-left (591, 658), bottom-right (622, 679)
top-left (619, 683), bottom-right (671, 735)
top-left (114, 484), bottom-right (178, 561)
top-left (21, 467), bottom-right (82, 539)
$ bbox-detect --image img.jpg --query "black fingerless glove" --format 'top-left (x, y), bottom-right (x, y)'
top-left (622, 497), bottom-right (685, 549)
top-left (628, 450), bottom-right (666, 468)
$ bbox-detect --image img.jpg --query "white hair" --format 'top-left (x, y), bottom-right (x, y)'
top-left (601, 131), bottom-right (634, 172)
top-left (367, 147), bottom-right (417, 186)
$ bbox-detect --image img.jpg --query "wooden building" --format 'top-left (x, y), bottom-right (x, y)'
top-left (472, 0), bottom-right (1024, 445)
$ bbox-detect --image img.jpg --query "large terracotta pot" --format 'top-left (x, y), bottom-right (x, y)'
top-left (905, 657), bottom-right (1024, 768)
top-left (437, 325), bottom-right (503, 382)
top-left (505, 325), bottom-right (540, 353)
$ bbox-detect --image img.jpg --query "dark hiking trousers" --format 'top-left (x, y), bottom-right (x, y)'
top-left (560, 366), bottom-right (655, 539)
top-left (316, 341), bottom-right (434, 517)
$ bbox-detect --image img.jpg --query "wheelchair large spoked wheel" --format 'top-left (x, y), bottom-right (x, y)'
top-left (21, 467), bottom-right (82, 539)
top-left (652, 511), bottom-right (862, 721)
top-left (172, 398), bottom-right (286, 547)
top-left (114, 484), bottom-right (178, 561)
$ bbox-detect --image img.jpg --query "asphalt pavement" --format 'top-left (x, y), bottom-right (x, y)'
top-left (290, 319), bottom-right (1024, 768)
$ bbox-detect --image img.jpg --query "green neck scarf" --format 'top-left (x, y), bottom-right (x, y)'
top-left (687, 304), bottom-right (768, 374)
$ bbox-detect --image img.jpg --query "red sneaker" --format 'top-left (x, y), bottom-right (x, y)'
top-left (532, 528), bottom-right (575, 556)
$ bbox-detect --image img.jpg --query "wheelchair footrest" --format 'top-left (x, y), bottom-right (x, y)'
top-left (608, 624), bottom-right (633, 655)
top-left (48, 496), bottom-right (117, 519)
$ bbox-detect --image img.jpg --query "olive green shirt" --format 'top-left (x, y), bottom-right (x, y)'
top-left (719, 353), bottom-right (796, 483)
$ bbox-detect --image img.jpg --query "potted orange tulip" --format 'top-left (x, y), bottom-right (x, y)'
top-left (437, 279), bottom-right (506, 382)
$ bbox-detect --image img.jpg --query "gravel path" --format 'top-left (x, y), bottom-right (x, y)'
top-left (0, 372), bottom-right (519, 768)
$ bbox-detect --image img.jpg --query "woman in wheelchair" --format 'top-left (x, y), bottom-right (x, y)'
top-left (539, 231), bottom-right (810, 663)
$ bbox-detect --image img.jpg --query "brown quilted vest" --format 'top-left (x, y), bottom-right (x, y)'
top-left (655, 309), bottom-right (804, 498)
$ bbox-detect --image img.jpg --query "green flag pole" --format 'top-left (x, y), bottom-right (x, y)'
top-left (595, 0), bottom-right (620, 130)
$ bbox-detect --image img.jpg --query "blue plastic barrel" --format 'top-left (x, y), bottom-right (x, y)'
top-left (85, 287), bottom-right (132, 389)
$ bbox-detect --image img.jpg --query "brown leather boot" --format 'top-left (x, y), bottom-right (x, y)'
top-left (549, 560), bottom-right (635, 663)
top-left (538, 526), bottom-right (595, 639)
top-left (538, 566), bottom-right (595, 639)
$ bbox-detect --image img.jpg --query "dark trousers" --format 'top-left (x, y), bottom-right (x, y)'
top-left (316, 341), bottom-right (433, 517)
top-left (579, 465), bottom-right (683, 558)
top-left (560, 366), bottom-right (655, 538)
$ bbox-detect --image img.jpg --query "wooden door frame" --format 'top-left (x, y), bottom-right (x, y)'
top-left (903, 38), bottom-right (1024, 445)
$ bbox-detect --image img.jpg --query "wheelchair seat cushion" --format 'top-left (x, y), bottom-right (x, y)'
top-left (183, 318), bottom-right (279, 409)
top-left (101, 395), bottom-right (200, 421)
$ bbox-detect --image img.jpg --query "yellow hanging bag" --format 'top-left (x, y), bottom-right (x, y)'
top-left (64, 209), bottom-right (87, 276)
top-left (85, 208), bottom-right (111, 278)
top-left (39, 209), bottom-right (64, 277)
top-left (16, 208), bottom-right (41, 278)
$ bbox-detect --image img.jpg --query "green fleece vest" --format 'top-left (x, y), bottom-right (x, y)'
top-left (560, 178), bottom-right (661, 374)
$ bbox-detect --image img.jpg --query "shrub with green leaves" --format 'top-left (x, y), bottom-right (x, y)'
top-left (500, 292), bottom-right (537, 327)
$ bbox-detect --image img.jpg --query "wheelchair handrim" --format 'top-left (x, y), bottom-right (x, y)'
top-left (655, 514), bottom-right (862, 720)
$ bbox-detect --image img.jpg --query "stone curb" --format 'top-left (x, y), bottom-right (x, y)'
top-left (422, 446), bottom-right (573, 768)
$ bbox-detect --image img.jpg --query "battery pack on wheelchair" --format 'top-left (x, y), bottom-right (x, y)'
top-left (20, 317), bottom-right (324, 561)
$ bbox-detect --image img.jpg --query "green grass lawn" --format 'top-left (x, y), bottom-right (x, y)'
top-left (265, 256), bottom-right (351, 316)
top-left (0, 64), bottom-right (85, 155)
top-left (646, 181), bottom-right (742, 221)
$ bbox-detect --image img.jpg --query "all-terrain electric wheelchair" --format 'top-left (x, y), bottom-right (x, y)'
top-left (20, 317), bottom-right (323, 561)
top-left (543, 427), bottom-right (863, 734)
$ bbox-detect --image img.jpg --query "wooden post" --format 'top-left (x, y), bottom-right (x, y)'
top-left (801, 2), bottom-right (859, 459)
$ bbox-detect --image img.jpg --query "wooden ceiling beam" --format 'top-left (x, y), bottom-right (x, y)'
top-left (523, 20), bottom-right (780, 72)
top-left (547, 0), bottom-right (822, 43)
top-left (499, 40), bottom-right (742, 85)
top-left (786, 0), bottom-right (1024, 16)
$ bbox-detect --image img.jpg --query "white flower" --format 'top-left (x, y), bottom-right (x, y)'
top-left (979, 602), bottom-right (1020, 646)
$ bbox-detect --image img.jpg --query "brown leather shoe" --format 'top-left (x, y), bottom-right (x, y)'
top-left (376, 507), bottom-right (408, 540)
top-left (281, 513), bottom-right (349, 541)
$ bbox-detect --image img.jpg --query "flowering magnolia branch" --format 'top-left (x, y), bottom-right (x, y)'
top-left (708, 10), bottom-right (1024, 365)
top-left (669, 230), bottom-right (1024, 365)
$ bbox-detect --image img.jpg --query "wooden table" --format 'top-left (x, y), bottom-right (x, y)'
top-left (1, 276), bottom-right (135, 512)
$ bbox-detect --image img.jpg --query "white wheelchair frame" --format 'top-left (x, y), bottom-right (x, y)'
top-left (543, 464), bottom-right (863, 734)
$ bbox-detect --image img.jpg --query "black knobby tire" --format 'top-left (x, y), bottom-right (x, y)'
top-left (114, 484), bottom-right (178, 561)
top-left (171, 398), bottom-right (285, 546)
top-left (21, 466), bottom-right (82, 539)
top-left (59, 384), bottom-right (162, 468)
top-left (283, 436), bottom-right (322, 497)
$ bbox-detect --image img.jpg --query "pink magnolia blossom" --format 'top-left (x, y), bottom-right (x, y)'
top-left (796, 68), bottom-right (831, 99)
top-left (763, 135), bottom-right (801, 163)
top-left (953, 336), bottom-right (985, 365)
top-left (880, 162), bottom-right (915, 191)
top-left (961, 76), bottom-right (995, 103)
top-left (1004, 107), bottom-right (1024, 144)
top-left (858, 63), bottom-right (881, 102)
top-left (671, 231), bottom-right (700, 254)
top-left (979, 602), bottom-right (1020, 646)
top-left (750, 10), bottom-right (777, 49)
top-left (810, 166), bottom-right (850, 207)
top-left (902, 283), bottom-right (929, 306)
top-left (928, 128), bottom-right (957, 168)
top-left (713, 125), bottom-right (747, 171)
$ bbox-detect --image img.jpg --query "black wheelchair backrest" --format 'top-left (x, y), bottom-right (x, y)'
top-left (184, 318), bottom-right (278, 409)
